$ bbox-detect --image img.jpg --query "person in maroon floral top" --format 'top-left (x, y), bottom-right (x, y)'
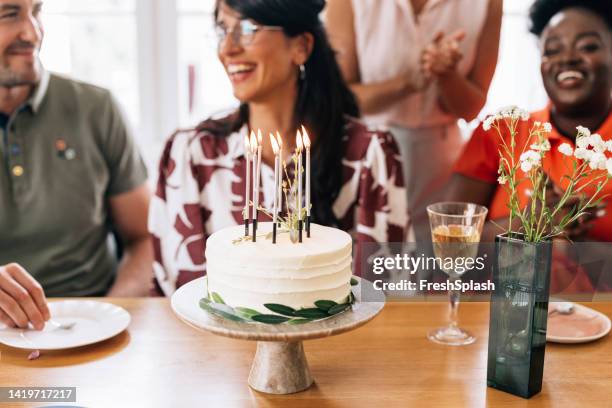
top-left (149, 0), bottom-right (410, 296)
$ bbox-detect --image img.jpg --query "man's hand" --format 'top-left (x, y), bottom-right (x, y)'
top-left (0, 264), bottom-right (50, 330)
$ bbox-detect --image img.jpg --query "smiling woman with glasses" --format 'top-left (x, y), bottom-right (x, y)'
top-left (148, 0), bottom-right (409, 295)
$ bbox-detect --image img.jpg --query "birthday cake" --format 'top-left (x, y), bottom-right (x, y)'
top-left (204, 222), bottom-right (354, 323)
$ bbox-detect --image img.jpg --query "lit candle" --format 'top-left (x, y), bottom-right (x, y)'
top-left (296, 130), bottom-right (304, 243)
top-left (250, 131), bottom-right (261, 241)
top-left (244, 134), bottom-right (252, 236)
top-left (276, 131), bottom-right (283, 226)
top-left (255, 129), bottom-right (263, 207)
top-left (301, 126), bottom-right (311, 238)
top-left (270, 134), bottom-right (280, 243)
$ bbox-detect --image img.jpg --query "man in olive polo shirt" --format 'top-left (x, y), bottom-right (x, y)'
top-left (0, 0), bottom-right (153, 330)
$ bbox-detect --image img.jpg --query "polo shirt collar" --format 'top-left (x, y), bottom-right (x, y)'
top-left (27, 68), bottom-right (50, 114)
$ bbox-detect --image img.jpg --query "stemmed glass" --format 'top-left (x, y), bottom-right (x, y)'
top-left (427, 202), bottom-right (488, 346)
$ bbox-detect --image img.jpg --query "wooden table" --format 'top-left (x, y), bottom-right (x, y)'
top-left (0, 300), bottom-right (610, 407)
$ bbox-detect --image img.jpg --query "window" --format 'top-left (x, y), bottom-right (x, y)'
top-left (176, 0), bottom-right (236, 128)
top-left (41, 0), bottom-right (140, 134)
top-left (484, 0), bottom-right (548, 115)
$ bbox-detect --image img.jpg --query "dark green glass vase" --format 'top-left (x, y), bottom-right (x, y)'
top-left (487, 233), bottom-right (553, 399)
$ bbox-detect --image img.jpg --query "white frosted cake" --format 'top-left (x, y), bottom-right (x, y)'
top-left (205, 222), bottom-right (353, 313)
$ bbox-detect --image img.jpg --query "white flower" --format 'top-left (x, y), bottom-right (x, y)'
top-left (521, 161), bottom-right (534, 172)
top-left (498, 175), bottom-right (508, 185)
top-left (606, 158), bottom-right (612, 176)
top-left (530, 139), bottom-right (551, 152)
top-left (589, 152), bottom-right (607, 170)
top-left (498, 106), bottom-right (513, 117)
top-left (574, 147), bottom-right (592, 161)
top-left (520, 110), bottom-right (530, 121)
top-left (558, 143), bottom-right (574, 156)
top-left (483, 116), bottom-right (495, 131)
top-left (520, 150), bottom-right (541, 162)
top-left (495, 106), bottom-right (529, 121)
top-left (590, 133), bottom-right (606, 153)
top-left (533, 121), bottom-right (552, 133)
top-left (576, 135), bottom-right (591, 149)
top-left (576, 126), bottom-right (591, 138)
top-left (519, 150), bottom-right (542, 173)
top-left (606, 140), bottom-right (612, 153)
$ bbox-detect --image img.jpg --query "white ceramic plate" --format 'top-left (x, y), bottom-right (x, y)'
top-left (547, 302), bottom-right (611, 344)
top-left (0, 300), bottom-right (130, 350)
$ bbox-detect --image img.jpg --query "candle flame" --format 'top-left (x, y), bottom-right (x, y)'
top-left (257, 129), bottom-right (263, 145)
top-left (276, 131), bottom-right (283, 148)
top-left (249, 131), bottom-right (258, 153)
top-left (296, 130), bottom-right (303, 152)
top-left (270, 133), bottom-right (279, 154)
top-left (301, 126), bottom-right (311, 149)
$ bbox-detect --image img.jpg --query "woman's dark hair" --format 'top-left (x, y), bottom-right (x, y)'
top-left (529, 0), bottom-right (612, 36)
top-left (212, 0), bottom-right (360, 228)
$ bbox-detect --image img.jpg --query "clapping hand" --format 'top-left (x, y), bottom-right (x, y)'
top-left (0, 263), bottom-right (50, 330)
top-left (421, 30), bottom-right (466, 79)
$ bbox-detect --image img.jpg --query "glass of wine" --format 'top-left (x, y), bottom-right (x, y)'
top-left (427, 202), bottom-right (488, 346)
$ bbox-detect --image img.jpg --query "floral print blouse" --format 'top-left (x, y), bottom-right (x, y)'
top-left (149, 113), bottom-right (409, 296)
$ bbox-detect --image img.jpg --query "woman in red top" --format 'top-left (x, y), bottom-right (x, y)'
top-left (149, 0), bottom-right (408, 295)
top-left (448, 0), bottom-right (612, 293)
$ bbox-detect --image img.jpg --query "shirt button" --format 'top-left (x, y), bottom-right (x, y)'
top-left (12, 165), bottom-right (24, 177)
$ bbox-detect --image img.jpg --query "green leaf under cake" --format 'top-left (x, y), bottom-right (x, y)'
top-left (328, 303), bottom-right (351, 315)
top-left (251, 314), bottom-right (291, 324)
top-left (293, 308), bottom-right (330, 319)
top-left (199, 277), bottom-right (357, 325)
top-left (234, 307), bottom-right (261, 319)
top-left (211, 292), bottom-right (225, 304)
top-left (199, 298), bottom-right (245, 322)
top-left (264, 304), bottom-right (297, 317)
top-left (314, 300), bottom-right (338, 311)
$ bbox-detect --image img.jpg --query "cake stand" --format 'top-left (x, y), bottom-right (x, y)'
top-left (171, 276), bottom-right (385, 394)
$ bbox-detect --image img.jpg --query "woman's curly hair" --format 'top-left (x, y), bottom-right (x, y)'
top-left (529, 0), bottom-right (612, 36)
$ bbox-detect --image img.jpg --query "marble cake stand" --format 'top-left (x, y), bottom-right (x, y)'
top-left (171, 276), bottom-right (385, 394)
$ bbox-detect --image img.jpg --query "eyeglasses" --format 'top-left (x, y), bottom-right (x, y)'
top-left (215, 20), bottom-right (283, 48)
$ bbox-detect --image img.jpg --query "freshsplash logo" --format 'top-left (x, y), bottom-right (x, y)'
top-left (371, 253), bottom-right (487, 275)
